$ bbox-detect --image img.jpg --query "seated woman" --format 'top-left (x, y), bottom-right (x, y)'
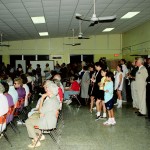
top-left (64, 76), bottom-right (80, 105)
top-left (0, 83), bottom-right (9, 132)
top-left (25, 80), bottom-right (60, 148)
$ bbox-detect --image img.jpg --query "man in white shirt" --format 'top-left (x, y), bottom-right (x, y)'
top-left (135, 57), bottom-right (148, 116)
top-left (120, 59), bottom-right (128, 102)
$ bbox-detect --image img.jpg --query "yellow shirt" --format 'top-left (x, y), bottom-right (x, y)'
top-left (99, 77), bottom-right (107, 90)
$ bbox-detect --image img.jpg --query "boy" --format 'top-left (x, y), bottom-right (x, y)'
top-left (103, 71), bottom-right (116, 125)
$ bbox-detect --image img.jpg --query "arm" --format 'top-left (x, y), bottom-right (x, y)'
top-left (118, 73), bottom-right (123, 89)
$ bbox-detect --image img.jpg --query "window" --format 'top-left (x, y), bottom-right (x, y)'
top-left (70, 54), bottom-right (94, 64)
top-left (10, 55), bottom-right (22, 67)
top-left (38, 55), bottom-right (49, 60)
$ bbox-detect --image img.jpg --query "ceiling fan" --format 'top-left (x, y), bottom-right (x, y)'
top-left (76, 20), bottom-right (90, 39)
top-left (75, 0), bottom-right (116, 27)
top-left (0, 33), bottom-right (10, 47)
top-left (64, 29), bottom-right (81, 46)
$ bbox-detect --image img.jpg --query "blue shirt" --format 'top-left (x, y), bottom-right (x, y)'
top-left (104, 81), bottom-right (113, 103)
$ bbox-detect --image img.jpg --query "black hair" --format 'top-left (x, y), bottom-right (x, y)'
top-left (106, 71), bottom-right (114, 81)
top-left (117, 64), bottom-right (123, 72)
top-left (1, 81), bottom-right (9, 93)
top-left (121, 59), bottom-right (126, 64)
top-left (83, 65), bottom-right (88, 71)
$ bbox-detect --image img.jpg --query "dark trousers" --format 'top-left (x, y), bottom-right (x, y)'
top-left (146, 83), bottom-right (150, 118)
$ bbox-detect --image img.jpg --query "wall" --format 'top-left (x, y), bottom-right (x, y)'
top-left (0, 34), bottom-right (122, 65)
top-left (122, 20), bottom-right (150, 61)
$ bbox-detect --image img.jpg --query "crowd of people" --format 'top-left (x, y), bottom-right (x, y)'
top-left (0, 56), bottom-right (150, 148)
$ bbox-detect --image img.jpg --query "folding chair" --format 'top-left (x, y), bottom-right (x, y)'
top-left (7, 105), bottom-right (20, 133)
top-left (0, 114), bottom-right (12, 147)
top-left (33, 126), bottom-right (61, 149)
top-left (70, 92), bottom-right (81, 107)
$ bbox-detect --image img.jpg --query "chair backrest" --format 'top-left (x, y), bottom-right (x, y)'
top-left (0, 114), bottom-right (7, 132)
top-left (6, 105), bottom-right (15, 124)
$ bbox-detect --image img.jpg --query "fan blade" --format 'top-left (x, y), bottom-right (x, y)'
top-left (98, 15), bottom-right (116, 23)
top-left (73, 43), bottom-right (81, 46)
top-left (78, 36), bottom-right (90, 39)
top-left (89, 21), bottom-right (98, 27)
top-left (75, 13), bottom-right (91, 21)
top-left (0, 44), bottom-right (10, 47)
top-left (64, 43), bottom-right (73, 45)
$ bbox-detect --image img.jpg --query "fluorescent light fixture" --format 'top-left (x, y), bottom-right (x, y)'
top-left (102, 28), bottom-right (114, 32)
top-left (39, 32), bottom-right (49, 36)
top-left (31, 16), bottom-right (45, 24)
top-left (121, 12), bottom-right (140, 19)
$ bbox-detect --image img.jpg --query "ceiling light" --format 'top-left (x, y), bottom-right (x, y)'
top-left (39, 32), bottom-right (48, 36)
top-left (102, 28), bottom-right (114, 32)
top-left (121, 12), bottom-right (140, 19)
top-left (31, 16), bottom-right (46, 24)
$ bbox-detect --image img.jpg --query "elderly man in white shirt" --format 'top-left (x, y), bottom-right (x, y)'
top-left (135, 57), bottom-right (148, 116)
top-left (120, 59), bottom-right (128, 102)
top-left (7, 77), bottom-right (18, 108)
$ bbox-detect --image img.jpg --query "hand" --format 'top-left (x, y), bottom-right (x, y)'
top-left (41, 93), bottom-right (48, 100)
top-left (105, 90), bottom-right (109, 93)
top-left (56, 110), bottom-right (59, 118)
top-left (40, 113), bottom-right (45, 117)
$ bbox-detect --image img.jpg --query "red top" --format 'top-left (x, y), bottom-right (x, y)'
top-left (70, 81), bottom-right (80, 91)
top-left (58, 87), bottom-right (64, 102)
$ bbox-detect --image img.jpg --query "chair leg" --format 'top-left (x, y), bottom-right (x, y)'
top-left (2, 131), bottom-right (12, 147)
top-left (34, 132), bottom-right (42, 148)
top-left (10, 121), bottom-right (20, 133)
top-left (75, 96), bottom-right (81, 107)
top-left (9, 122), bottom-right (17, 133)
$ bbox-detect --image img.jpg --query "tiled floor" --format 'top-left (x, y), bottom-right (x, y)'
top-left (0, 102), bottom-right (150, 150)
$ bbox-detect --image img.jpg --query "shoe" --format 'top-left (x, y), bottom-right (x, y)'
top-left (63, 100), bottom-right (69, 104)
top-left (117, 100), bottom-right (122, 108)
top-left (145, 116), bottom-right (150, 119)
top-left (92, 107), bottom-right (96, 110)
top-left (122, 100), bottom-right (127, 103)
top-left (114, 99), bottom-right (119, 106)
top-left (67, 100), bottom-right (72, 105)
top-left (17, 120), bottom-right (25, 125)
top-left (103, 120), bottom-right (112, 126)
top-left (95, 116), bottom-right (100, 121)
top-left (137, 113), bottom-right (146, 116)
top-left (32, 135), bottom-right (45, 143)
top-left (28, 141), bottom-right (41, 148)
top-left (111, 120), bottom-right (116, 125)
top-left (40, 135), bottom-right (45, 141)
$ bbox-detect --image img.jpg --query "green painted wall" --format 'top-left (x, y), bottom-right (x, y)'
top-left (122, 20), bottom-right (150, 61)
top-left (1, 34), bottom-right (122, 65)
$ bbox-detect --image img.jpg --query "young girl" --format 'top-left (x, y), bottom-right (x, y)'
top-left (114, 65), bottom-right (124, 108)
top-left (103, 72), bottom-right (116, 126)
top-left (96, 69), bottom-right (107, 120)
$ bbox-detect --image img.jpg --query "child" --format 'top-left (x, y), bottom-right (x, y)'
top-left (96, 69), bottom-right (107, 120)
top-left (114, 65), bottom-right (124, 108)
top-left (103, 71), bottom-right (116, 126)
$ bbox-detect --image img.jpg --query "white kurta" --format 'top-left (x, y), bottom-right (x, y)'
top-left (135, 66), bottom-right (148, 114)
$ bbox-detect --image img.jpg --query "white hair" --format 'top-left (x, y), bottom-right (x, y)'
top-left (7, 77), bottom-right (13, 86)
top-left (0, 83), bottom-right (5, 93)
top-left (53, 74), bottom-right (61, 81)
top-left (44, 80), bottom-right (58, 96)
top-left (137, 57), bottom-right (144, 65)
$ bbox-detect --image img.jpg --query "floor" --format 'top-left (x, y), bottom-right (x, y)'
top-left (0, 102), bottom-right (150, 150)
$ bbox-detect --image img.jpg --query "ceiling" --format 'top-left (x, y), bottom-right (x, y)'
top-left (0, 0), bottom-right (150, 41)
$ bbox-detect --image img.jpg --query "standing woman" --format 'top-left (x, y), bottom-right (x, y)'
top-left (90, 62), bottom-right (102, 113)
top-left (114, 65), bottom-right (124, 108)
top-left (80, 66), bottom-right (90, 105)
